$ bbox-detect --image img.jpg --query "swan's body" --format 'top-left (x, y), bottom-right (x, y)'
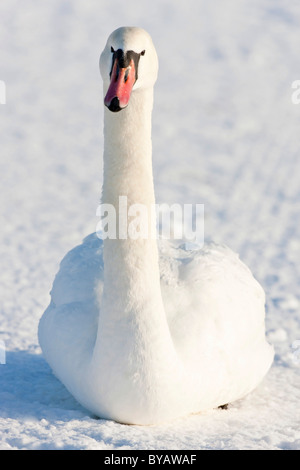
top-left (39, 27), bottom-right (274, 425)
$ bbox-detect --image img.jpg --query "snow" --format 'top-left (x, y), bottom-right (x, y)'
top-left (0, 0), bottom-right (299, 450)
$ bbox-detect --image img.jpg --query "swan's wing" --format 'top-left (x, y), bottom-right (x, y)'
top-left (50, 233), bottom-right (104, 307)
top-left (159, 239), bottom-right (266, 323)
top-left (158, 240), bottom-right (273, 375)
top-left (39, 233), bottom-right (104, 381)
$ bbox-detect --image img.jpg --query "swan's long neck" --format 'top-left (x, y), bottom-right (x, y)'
top-left (92, 88), bottom-right (182, 422)
top-left (101, 88), bottom-right (161, 310)
top-left (102, 88), bottom-right (155, 209)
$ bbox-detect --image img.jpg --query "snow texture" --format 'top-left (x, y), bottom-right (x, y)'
top-left (0, 0), bottom-right (299, 450)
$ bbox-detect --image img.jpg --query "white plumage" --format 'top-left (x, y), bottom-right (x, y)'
top-left (39, 27), bottom-right (274, 425)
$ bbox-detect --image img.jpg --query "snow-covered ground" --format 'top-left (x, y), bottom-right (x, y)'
top-left (0, 0), bottom-right (300, 450)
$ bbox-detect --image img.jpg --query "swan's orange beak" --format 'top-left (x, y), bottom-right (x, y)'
top-left (104, 58), bottom-right (136, 112)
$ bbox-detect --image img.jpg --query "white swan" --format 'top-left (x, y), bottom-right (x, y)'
top-left (39, 27), bottom-right (274, 425)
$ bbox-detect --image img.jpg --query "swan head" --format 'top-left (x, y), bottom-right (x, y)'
top-left (100, 27), bottom-right (159, 112)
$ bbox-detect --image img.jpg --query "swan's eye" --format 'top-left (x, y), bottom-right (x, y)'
top-left (111, 46), bottom-right (115, 53)
top-left (141, 50), bottom-right (145, 56)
